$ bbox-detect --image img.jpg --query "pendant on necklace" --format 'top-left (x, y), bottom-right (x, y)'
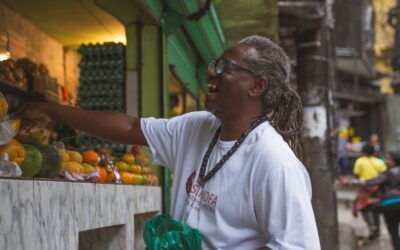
top-left (197, 178), bottom-right (205, 187)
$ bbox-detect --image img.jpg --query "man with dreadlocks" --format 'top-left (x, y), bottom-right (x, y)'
top-left (18, 35), bottom-right (320, 249)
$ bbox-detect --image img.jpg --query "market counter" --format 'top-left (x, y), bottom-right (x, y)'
top-left (0, 178), bottom-right (162, 250)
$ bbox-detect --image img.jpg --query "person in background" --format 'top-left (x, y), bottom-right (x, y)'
top-left (335, 128), bottom-right (351, 178)
top-left (352, 144), bottom-right (387, 240)
top-left (369, 133), bottom-right (384, 159)
top-left (16, 35), bottom-right (320, 249)
top-left (355, 151), bottom-right (400, 249)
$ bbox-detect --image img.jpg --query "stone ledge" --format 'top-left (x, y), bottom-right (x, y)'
top-left (0, 178), bottom-right (162, 250)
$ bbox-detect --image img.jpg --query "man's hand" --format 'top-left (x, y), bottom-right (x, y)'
top-left (15, 102), bottom-right (55, 133)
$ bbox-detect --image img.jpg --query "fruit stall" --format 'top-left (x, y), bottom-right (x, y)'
top-left (0, 1), bottom-right (167, 248)
top-left (0, 91), bottom-right (162, 250)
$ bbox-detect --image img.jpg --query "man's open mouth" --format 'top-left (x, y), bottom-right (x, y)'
top-left (208, 84), bottom-right (219, 93)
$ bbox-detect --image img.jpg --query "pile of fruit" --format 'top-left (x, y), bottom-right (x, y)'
top-left (115, 145), bottom-right (158, 185)
top-left (0, 92), bottom-right (158, 185)
top-left (0, 97), bottom-right (60, 178)
top-left (59, 146), bottom-right (158, 185)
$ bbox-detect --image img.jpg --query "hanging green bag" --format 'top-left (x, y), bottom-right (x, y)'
top-left (143, 214), bottom-right (202, 250)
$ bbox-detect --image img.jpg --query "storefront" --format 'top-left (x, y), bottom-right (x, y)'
top-left (0, 0), bottom-right (226, 249)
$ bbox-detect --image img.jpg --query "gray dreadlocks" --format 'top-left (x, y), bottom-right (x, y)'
top-left (239, 35), bottom-right (303, 158)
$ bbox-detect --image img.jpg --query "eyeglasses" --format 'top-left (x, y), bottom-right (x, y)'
top-left (208, 58), bottom-right (259, 77)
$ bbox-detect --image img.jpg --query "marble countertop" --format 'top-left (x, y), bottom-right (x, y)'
top-left (0, 178), bottom-right (163, 250)
top-left (0, 175), bottom-right (155, 186)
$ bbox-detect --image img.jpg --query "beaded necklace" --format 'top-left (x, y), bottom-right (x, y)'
top-left (198, 116), bottom-right (267, 186)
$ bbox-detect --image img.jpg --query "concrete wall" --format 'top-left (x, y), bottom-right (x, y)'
top-left (0, 178), bottom-right (162, 250)
top-left (0, 3), bottom-right (65, 86)
top-left (0, 3), bottom-right (82, 103)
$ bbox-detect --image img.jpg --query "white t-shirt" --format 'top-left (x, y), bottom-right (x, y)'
top-left (141, 111), bottom-right (320, 250)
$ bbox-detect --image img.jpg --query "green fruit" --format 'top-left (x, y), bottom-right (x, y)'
top-left (20, 144), bottom-right (43, 177)
top-left (142, 174), bottom-right (151, 185)
top-left (35, 145), bottom-right (61, 178)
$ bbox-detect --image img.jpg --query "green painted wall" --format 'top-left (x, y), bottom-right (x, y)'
top-left (165, 0), bottom-right (226, 63)
top-left (139, 24), bottom-right (165, 206)
top-left (125, 25), bottom-right (138, 71)
top-left (141, 25), bottom-right (161, 117)
top-left (167, 31), bottom-right (199, 98)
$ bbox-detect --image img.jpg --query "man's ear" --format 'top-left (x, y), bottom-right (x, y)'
top-left (249, 76), bottom-right (268, 97)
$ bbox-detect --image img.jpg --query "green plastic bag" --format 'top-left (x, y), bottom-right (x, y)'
top-left (143, 214), bottom-right (202, 250)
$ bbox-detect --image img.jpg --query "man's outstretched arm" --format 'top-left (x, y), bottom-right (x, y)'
top-left (16, 102), bottom-right (148, 146)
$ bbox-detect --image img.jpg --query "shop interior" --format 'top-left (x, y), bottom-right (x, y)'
top-left (0, 0), bottom-right (165, 184)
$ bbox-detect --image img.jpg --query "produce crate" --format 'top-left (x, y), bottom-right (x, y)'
top-left (76, 42), bottom-right (126, 157)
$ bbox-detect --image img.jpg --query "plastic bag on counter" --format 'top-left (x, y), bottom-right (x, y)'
top-left (59, 170), bottom-right (99, 181)
top-left (0, 153), bottom-right (22, 177)
top-left (143, 214), bottom-right (202, 250)
top-left (0, 118), bottom-right (18, 145)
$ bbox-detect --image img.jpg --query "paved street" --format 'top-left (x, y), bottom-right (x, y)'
top-left (337, 187), bottom-right (393, 250)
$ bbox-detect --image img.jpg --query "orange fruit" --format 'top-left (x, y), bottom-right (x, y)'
top-left (142, 166), bottom-right (153, 175)
top-left (128, 164), bottom-right (142, 174)
top-left (149, 175), bottom-right (159, 185)
top-left (135, 154), bottom-right (149, 166)
top-left (94, 167), bottom-right (107, 183)
top-left (115, 161), bottom-right (129, 172)
top-left (106, 171), bottom-right (115, 183)
top-left (142, 174), bottom-right (151, 185)
top-left (82, 149), bottom-right (99, 166)
top-left (122, 153), bottom-right (135, 164)
top-left (120, 172), bottom-right (133, 184)
top-left (131, 144), bottom-right (144, 155)
top-left (132, 174), bottom-right (143, 184)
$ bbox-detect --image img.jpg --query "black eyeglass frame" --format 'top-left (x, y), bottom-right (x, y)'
top-left (208, 58), bottom-right (260, 77)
